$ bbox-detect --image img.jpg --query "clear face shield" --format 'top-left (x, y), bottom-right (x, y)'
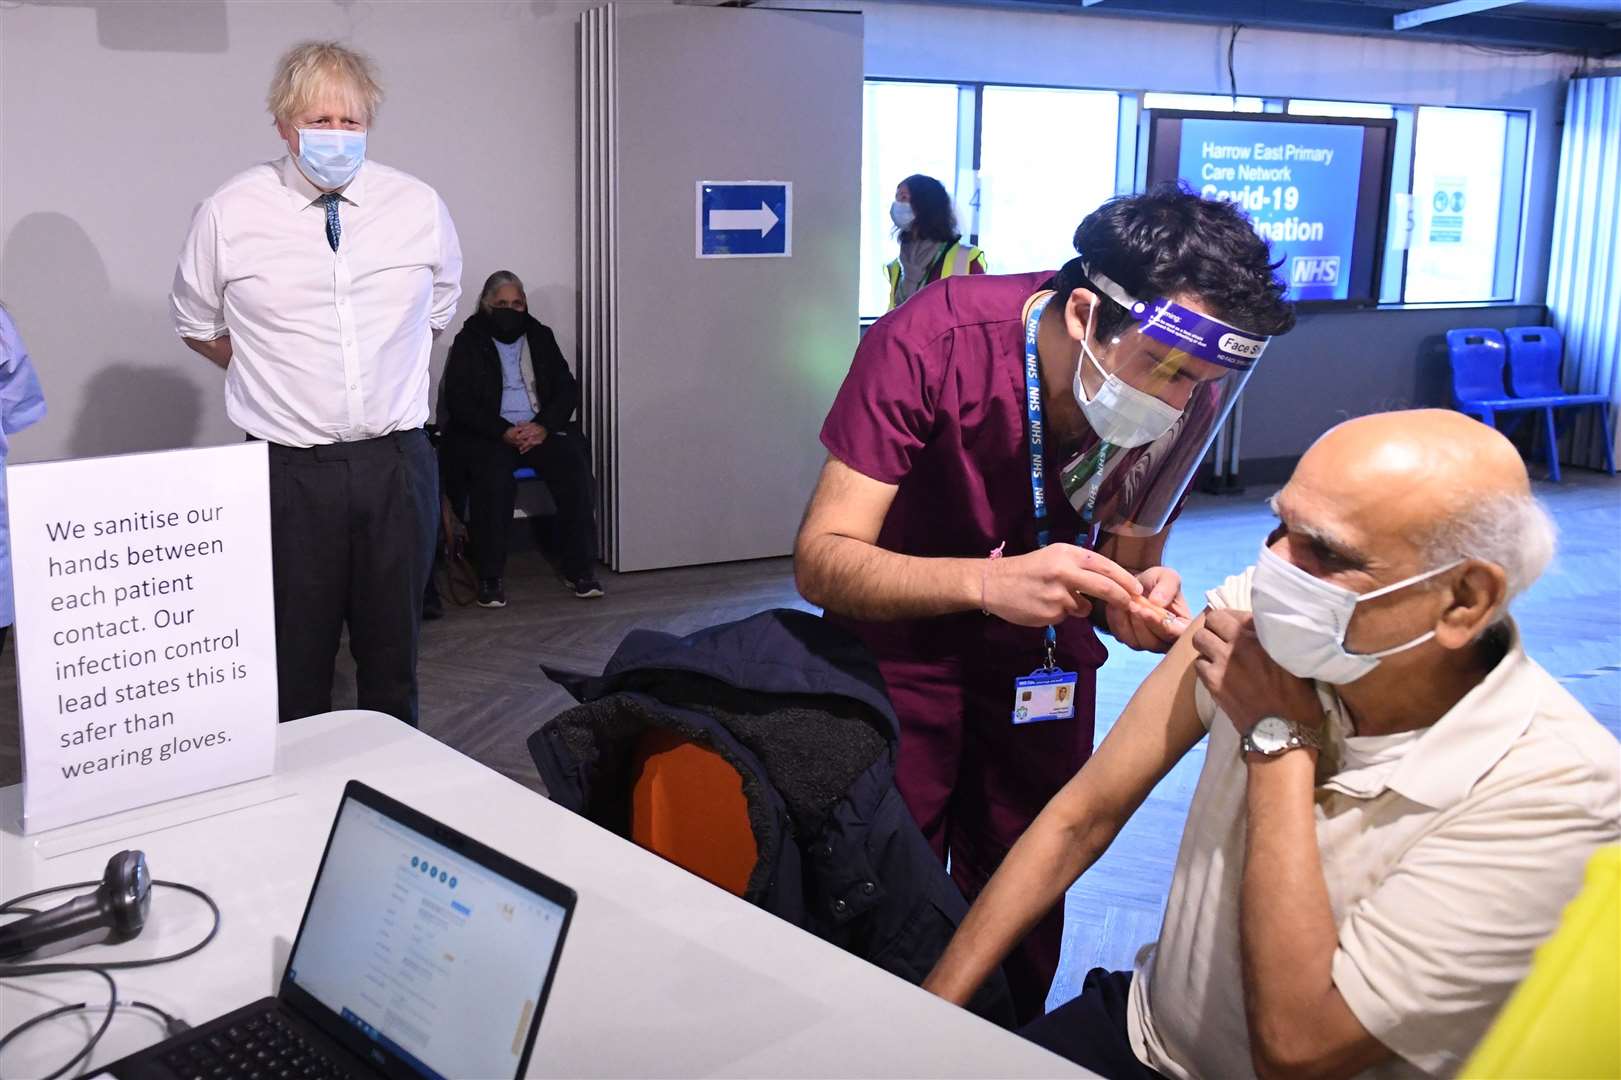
top-left (1060, 265), bottom-right (1271, 536)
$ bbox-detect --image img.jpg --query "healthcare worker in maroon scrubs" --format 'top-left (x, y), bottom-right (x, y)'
top-left (795, 184), bottom-right (1296, 1021)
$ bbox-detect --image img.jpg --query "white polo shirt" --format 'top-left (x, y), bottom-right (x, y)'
top-left (1127, 568), bottom-right (1621, 1080)
top-left (170, 156), bottom-right (463, 447)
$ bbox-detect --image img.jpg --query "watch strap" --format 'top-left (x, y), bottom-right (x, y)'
top-left (1242, 718), bottom-right (1323, 757)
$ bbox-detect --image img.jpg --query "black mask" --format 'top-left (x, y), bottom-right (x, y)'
top-left (487, 307), bottom-right (527, 344)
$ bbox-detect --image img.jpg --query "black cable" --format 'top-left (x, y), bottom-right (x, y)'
top-left (0, 966), bottom-right (115, 1080)
top-left (0, 981), bottom-right (189, 1080)
top-left (1227, 23), bottom-right (1243, 105)
top-left (0, 880), bottom-right (218, 1077)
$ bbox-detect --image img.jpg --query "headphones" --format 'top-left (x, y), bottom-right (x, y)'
top-left (0, 851), bottom-right (152, 961)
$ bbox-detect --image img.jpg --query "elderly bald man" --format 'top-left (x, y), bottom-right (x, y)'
top-left (924, 409), bottom-right (1620, 1080)
top-left (171, 41), bottom-right (462, 726)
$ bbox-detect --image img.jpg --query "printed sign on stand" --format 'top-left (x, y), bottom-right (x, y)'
top-left (9, 442), bottom-right (277, 832)
top-left (696, 181), bottom-right (791, 258)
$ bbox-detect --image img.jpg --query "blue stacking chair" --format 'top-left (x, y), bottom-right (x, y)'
top-left (1446, 328), bottom-right (1554, 478)
top-left (1447, 328), bottom-right (1543, 425)
top-left (1504, 326), bottom-right (1616, 482)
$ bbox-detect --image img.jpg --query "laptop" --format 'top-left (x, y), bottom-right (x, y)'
top-left (110, 780), bottom-right (576, 1080)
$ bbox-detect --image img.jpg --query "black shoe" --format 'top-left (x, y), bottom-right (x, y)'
top-left (568, 576), bottom-right (604, 599)
top-left (422, 592), bottom-right (445, 621)
top-left (477, 578), bottom-right (507, 608)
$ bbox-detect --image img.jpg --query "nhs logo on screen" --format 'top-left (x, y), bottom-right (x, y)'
top-left (1290, 255), bottom-right (1341, 287)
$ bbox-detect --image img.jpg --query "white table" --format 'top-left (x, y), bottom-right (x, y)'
top-left (1, 711), bottom-right (1088, 1078)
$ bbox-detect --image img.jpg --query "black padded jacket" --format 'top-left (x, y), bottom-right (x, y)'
top-left (529, 608), bottom-right (1016, 1028)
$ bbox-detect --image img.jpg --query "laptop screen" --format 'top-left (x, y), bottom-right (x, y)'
top-left (285, 796), bottom-right (569, 1080)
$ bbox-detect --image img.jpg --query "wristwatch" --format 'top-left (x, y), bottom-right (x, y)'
top-left (1241, 716), bottom-right (1323, 758)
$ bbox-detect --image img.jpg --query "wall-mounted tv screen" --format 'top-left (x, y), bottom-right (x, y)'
top-left (1145, 111), bottom-right (1396, 306)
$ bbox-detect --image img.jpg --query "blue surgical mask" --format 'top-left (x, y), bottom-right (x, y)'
top-left (296, 128), bottom-right (366, 190)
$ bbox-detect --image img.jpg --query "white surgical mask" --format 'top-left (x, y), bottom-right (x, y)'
top-left (1073, 307), bottom-right (1183, 449)
top-left (1251, 544), bottom-right (1465, 685)
top-left (890, 200), bottom-right (915, 230)
top-left (296, 128), bottom-right (366, 190)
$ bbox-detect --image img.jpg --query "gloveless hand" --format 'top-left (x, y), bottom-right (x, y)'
top-left (1104, 565), bottom-right (1192, 653)
top-left (1191, 608), bottom-right (1324, 735)
top-left (982, 543), bottom-right (1144, 628)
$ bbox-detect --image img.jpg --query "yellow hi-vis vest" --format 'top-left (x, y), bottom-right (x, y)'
top-left (885, 241), bottom-right (988, 311)
top-left (1461, 844), bottom-right (1620, 1079)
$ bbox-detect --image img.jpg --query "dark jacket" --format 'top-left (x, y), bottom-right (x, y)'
top-left (528, 608), bottom-right (1016, 1027)
top-left (442, 311), bottom-right (579, 443)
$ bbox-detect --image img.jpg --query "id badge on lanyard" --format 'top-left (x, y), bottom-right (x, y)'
top-left (1015, 294), bottom-right (1079, 725)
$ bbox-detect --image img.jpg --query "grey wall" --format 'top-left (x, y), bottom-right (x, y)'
top-left (0, 0), bottom-right (592, 465)
top-left (1241, 304), bottom-right (1546, 465)
top-left (609, 5), bottom-right (863, 570)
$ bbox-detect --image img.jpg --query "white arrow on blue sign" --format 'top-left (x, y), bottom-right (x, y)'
top-left (696, 181), bottom-right (792, 259)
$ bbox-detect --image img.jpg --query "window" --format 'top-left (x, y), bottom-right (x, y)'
top-left (859, 82), bottom-right (1534, 315)
top-left (1142, 91), bottom-right (1264, 113)
top-left (1403, 106), bottom-right (1528, 303)
top-left (977, 87), bottom-right (1120, 276)
top-left (1287, 99), bottom-right (1396, 120)
top-left (860, 81), bottom-right (964, 318)
top-left (861, 80), bottom-right (1123, 317)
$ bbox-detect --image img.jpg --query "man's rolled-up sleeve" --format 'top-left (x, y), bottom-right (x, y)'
top-left (1330, 777), bottom-right (1619, 1076)
top-left (170, 200), bottom-right (228, 341)
top-left (430, 194), bottom-right (463, 333)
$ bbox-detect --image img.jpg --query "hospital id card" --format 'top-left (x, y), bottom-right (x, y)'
top-left (1013, 668), bottom-right (1078, 725)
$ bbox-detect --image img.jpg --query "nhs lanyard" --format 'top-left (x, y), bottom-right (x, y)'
top-left (1024, 295), bottom-right (1110, 671)
top-left (1023, 296), bottom-right (1059, 669)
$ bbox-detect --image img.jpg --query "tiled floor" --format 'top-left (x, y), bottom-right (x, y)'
top-left (1, 471), bottom-right (1614, 1014)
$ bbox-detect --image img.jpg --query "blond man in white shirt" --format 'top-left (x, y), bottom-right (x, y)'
top-left (924, 409), bottom-right (1620, 1079)
top-left (171, 41), bottom-right (462, 726)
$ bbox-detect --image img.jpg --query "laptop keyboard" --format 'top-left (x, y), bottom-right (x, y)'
top-left (160, 1009), bottom-right (354, 1080)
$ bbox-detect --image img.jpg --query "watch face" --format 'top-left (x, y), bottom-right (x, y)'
top-left (1251, 716), bottom-right (1294, 754)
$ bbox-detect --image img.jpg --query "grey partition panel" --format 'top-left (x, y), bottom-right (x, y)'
top-left (584, 5), bottom-right (862, 572)
top-left (579, 6), bottom-right (619, 562)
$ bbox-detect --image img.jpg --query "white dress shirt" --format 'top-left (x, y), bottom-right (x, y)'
top-left (1127, 567), bottom-right (1621, 1080)
top-left (171, 156), bottom-right (462, 447)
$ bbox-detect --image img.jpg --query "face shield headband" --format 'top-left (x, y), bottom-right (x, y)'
top-left (1056, 263), bottom-right (1274, 537)
top-left (1083, 265), bottom-right (1271, 373)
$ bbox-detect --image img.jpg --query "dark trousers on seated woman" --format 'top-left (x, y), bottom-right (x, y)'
top-left (464, 429), bottom-right (597, 583)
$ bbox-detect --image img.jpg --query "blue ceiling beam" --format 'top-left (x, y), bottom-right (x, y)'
top-left (1394, 1), bottom-right (1520, 33)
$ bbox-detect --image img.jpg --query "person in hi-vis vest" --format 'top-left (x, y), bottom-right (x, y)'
top-left (885, 174), bottom-right (987, 311)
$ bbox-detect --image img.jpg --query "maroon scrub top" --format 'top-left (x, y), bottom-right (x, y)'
top-left (820, 271), bottom-right (1108, 675)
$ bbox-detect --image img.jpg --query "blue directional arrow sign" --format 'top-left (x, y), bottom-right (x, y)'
top-left (696, 181), bottom-right (792, 258)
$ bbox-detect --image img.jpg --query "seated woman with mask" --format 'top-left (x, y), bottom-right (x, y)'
top-left (441, 270), bottom-right (602, 608)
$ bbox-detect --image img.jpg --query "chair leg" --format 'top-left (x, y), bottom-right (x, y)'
top-left (1542, 407), bottom-right (1562, 483)
top-left (1599, 404), bottom-right (1618, 477)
